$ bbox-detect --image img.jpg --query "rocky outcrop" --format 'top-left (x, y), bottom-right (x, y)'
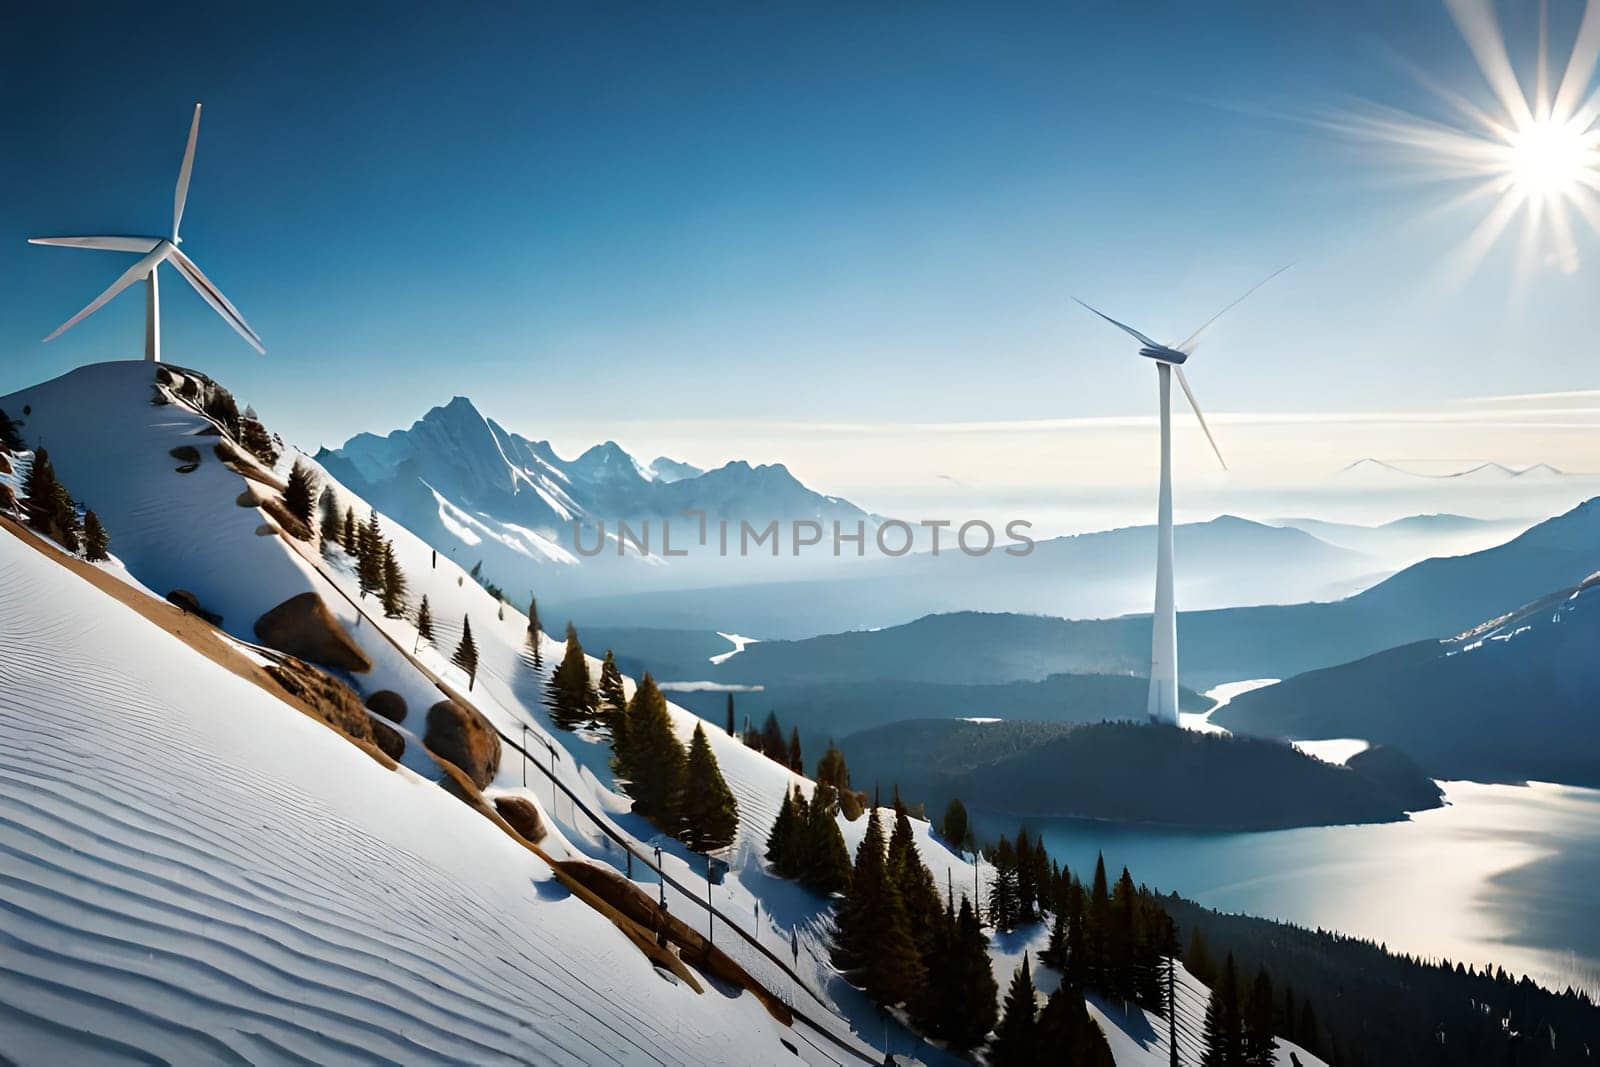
top-left (254, 592), bottom-right (371, 673)
top-left (165, 589), bottom-right (223, 626)
top-left (492, 796), bottom-right (546, 843)
top-left (364, 690), bottom-right (407, 723)
top-left (424, 699), bottom-right (500, 788)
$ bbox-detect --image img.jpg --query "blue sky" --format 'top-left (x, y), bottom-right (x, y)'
top-left (5, 1), bottom-right (1600, 506)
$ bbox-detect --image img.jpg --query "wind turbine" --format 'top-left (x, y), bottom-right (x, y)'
top-left (1075, 265), bottom-right (1287, 725)
top-left (28, 104), bottom-right (264, 363)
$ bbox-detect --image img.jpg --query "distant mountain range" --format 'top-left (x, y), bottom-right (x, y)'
top-left (315, 396), bottom-right (872, 599)
top-left (1338, 458), bottom-right (1569, 482)
top-left (1213, 572), bottom-right (1600, 786)
top-left (686, 497), bottom-right (1600, 688)
top-left (556, 514), bottom-right (1389, 637)
top-left (1270, 514), bottom-right (1531, 568)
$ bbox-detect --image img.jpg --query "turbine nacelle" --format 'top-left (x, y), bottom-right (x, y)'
top-left (1139, 345), bottom-right (1190, 365)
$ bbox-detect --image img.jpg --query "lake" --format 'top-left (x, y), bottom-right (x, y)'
top-left (974, 778), bottom-right (1600, 996)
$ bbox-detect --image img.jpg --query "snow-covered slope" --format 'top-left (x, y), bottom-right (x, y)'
top-left (0, 361), bottom-right (1324, 1065)
top-left (0, 526), bottom-right (805, 1064)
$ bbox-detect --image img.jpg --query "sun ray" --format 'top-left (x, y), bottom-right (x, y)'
top-left (1444, 0), bottom-right (1536, 127)
top-left (1343, 0), bottom-right (1600, 280)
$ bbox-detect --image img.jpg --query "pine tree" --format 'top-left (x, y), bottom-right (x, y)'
top-left (318, 486), bottom-right (341, 544)
top-left (1109, 867), bottom-right (1139, 1001)
top-left (416, 595), bottom-right (434, 643)
top-left (725, 692), bottom-right (735, 737)
top-left (380, 540), bottom-right (407, 617)
top-left (597, 650), bottom-right (627, 733)
top-left (1015, 826), bottom-right (1037, 921)
top-left (988, 836), bottom-right (1019, 932)
top-left (1243, 966), bottom-right (1278, 1067)
top-left (941, 797), bottom-right (969, 851)
top-left (766, 788), bottom-right (798, 872)
top-left (816, 741), bottom-right (850, 791)
top-left (526, 593), bottom-right (543, 670)
top-left (831, 804), bottom-right (924, 1008)
top-left (1187, 928), bottom-right (1216, 986)
top-left (357, 510), bottom-right (385, 595)
top-left (1036, 985), bottom-right (1115, 1066)
top-left (341, 506), bottom-right (357, 554)
top-left (616, 674), bottom-right (685, 829)
top-left (283, 460), bottom-right (316, 533)
top-left (991, 952), bottom-right (1039, 1065)
top-left (945, 896), bottom-right (999, 1050)
top-left (1297, 999), bottom-right (1321, 1057)
top-left (1062, 878), bottom-right (1089, 990)
top-left (786, 726), bottom-right (803, 772)
top-left (887, 791), bottom-right (943, 965)
top-left (801, 783), bottom-right (852, 894)
top-left (82, 510), bottom-right (110, 562)
top-left (1200, 952), bottom-right (1243, 1067)
top-left (1087, 852), bottom-right (1111, 990)
top-left (760, 712), bottom-right (784, 760)
top-left (680, 723), bottom-right (738, 852)
top-left (453, 615), bottom-right (479, 690)
top-left (547, 622), bottom-right (598, 731)
top-left (23, 448), bottom-right (78, 549)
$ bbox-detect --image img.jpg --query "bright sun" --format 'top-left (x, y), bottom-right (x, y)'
top-left (1506, 117), bottom-right (1597, 198)
top-left (1345, 2), bottom-right (1600, 278)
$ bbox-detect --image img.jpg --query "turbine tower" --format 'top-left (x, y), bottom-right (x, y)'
top-left (29, 104), bottom-right (264, 363)
top-left (1076, 266), bottom-right (1287, 724)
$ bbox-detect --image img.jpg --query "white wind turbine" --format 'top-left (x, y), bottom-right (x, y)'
top-left (1075, 265), bottom-right (1287, 725)
top-left (29, 104), bottom-right (264, 363)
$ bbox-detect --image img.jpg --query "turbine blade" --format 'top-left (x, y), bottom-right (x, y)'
top-left (173, 103), bottom-right (201, 241)
top-left (1175, 264), bottom-right (1291, 355)
top-left (43, 244), bottom-right (171, 342)
top-left (1174, 366), bottom-right (1227, 471)
top-left (167, 247), bottom-right (264, 353)
top-left (29, 236), bottom-right (163, 253)
top-left (1072, 298), bottom-right (1161, 348)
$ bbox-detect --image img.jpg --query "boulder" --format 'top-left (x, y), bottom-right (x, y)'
top-left (264, 657), bottom-right (373, 745)
top-left (424, 699), bottom-right (500, 788)
top-left (254, 592), bottom-right (371, 673)
top-left (165, 589), bottom-right (223, 626)
top-left (364, 690), bottom-right (407, 723)
top-left (493, 796), bottom-right (546, 843)
top-left (368, 717), bottom-right (405, 761)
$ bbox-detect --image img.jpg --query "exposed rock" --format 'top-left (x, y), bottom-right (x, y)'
top-left (169, 445), bottom-right (200, 474)
top-left (493, 796), bottom-right (546, 843)
top-left (0, 452), bottom-right (11, 475)
top-left (368, 717), bottom-right (405, 761)
top-left (236, 488), bottom-right (262, 507)
top-left (364, 690), bottom-right (407, 723)
top-left (165, 589), bottom-right (223, 626)
top-left (424, 699), bottom-right (500, 788)
top-left (263, 656), bottom-right (374, 745)
top-left (253, 592), bottom-right (371, 673)
top-left (0, 485), bottom-right (14, 511)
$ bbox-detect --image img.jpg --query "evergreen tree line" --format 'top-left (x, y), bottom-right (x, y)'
top-left (319, 488), bottom-right (410, 621)
top-left (743, 709), bottom-right (804, 773)
top-left (1165, 895), bottom-right (1599, 1067)
top-left (765, 783), bottom-right (1116, 1060)
top-left (18, 447), bottom-right (110, 561)
top-left (544, 622), bottom-right (737, 853)
top-left (1184, 938), bottom-right (1282, 1067)
top-left (990, 951), bottom-right (1115, 1066)
top-left (1037, 851), bottom-right (1178, 1015)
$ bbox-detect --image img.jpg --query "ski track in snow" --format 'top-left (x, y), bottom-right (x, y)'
top-left (0, 533), bottom-right (806, 1065)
